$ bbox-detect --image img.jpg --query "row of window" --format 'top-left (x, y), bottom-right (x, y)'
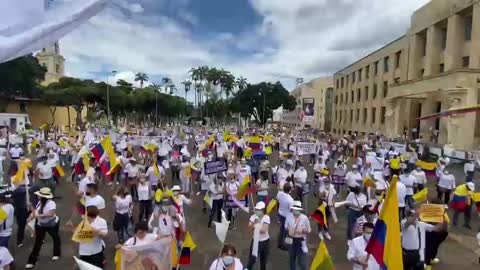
top-left (335, 106), bottom-right (387, 125)
top-left (336, 51), bottom-right (401, 89)
top-left (335, 81), bottom-right (389, 104)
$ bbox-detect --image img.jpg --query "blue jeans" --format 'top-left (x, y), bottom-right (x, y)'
top-left (0, 236), bottom-right (10, 247)
top-left (278, 214), bottom-right (287, 247)
top-left (347, 208), bottom-right (362, 240)
top-left (289, 238), bottom-right (306, 270)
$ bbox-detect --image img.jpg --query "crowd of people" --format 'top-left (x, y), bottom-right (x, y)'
top-left (0, 125), bottom-right (479, 270)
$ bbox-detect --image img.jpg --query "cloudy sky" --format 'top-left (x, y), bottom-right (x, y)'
top-left (58, 0), bottom-right (429, 99)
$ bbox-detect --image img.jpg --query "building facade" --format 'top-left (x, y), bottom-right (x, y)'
top-left (333, 0), bottom-right (480, 150)
top-left (35, 42), bottom-right (65, 86)
top-left (282, 77), bottom-right (333, 130)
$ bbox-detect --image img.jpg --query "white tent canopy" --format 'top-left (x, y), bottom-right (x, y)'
top-left (0, 0), bottom-right (108, 63)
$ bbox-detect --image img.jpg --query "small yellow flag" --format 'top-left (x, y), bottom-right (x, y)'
top-left (183, 232), bottom-right (197, 251)
top-left (266, 198), bottom-right (278, 214)
top-left (413, 188), bottom-right (429, 203)
top-left (72, 216), bottom-right (94, 243)
top-left (0, 208), bottom-right (8, 223)
top-left (114, 249), bottom-right (122, 270)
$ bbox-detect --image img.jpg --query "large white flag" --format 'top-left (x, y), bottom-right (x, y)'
top-left (0, 0), bottom-right (108, 63)
top-left (74, 256), bottom-right (102, 270)
top-left (213, 210), bottom-right (230, 243)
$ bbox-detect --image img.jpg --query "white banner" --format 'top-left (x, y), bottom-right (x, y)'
top-left (295, 142), bottom-right (316, 155)
top-left (120, 238), bottom-right (172, 270)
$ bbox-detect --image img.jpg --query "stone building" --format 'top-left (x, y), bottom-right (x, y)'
top-left (333, 0), bottom-right (480, 150)
top-left (35, 42), bottom-right (65, 86)
top-left (282, 77), bottom-right (334, 130)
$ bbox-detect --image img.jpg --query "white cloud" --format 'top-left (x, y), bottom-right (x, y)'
top-left (61, 0), bottom-right (430, 93)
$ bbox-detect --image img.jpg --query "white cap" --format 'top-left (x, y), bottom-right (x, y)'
top-left (352, 164), bottom-right (358, 169)
top-left (286, 160), bottom-right (294, 166)
top-left (171, 185), bottom-right (181, 191)
top-left (254, 201), bottom-right (266, 210)
top-left (290, 201), bottom-right (303, 211)
top-left (467, 182), bottom-right (475, 191)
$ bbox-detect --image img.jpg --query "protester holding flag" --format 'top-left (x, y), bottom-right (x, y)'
top-left (0, 194), bottom-right (14, 247)
top-left (209, 244), bottom-right (243, 270)
top-left (77, 206), bottom-right (108, 269)
top-left (347, 222), bottom-right (380, 270)
top-left (112, 186), bottom-right (132, 243)
top-left (285, 201), bottom-right (311, 270)
top-left (146, 160), bottom-right (165, 190)
top-left (345, 187), bottom-right (367, 240)
top-left (255, 168), bottom-right (270, 204)
top-left (245, 201), bottom-right (270, 270)
top-left (26, 187), bottom-right (61, 269)
top-left (451, 182), bottom-right (475, 229)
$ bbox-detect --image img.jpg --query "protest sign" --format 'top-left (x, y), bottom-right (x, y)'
top-left (72, 217), bottom-right (94, 243)
top-left (204, 159), bottom-right (228, 175)
top-left (295, 142), bottom-right (317, 155)
top-left (419, 204), bottom-right (445, 223)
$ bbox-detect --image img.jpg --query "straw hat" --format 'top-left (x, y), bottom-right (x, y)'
top-left (34, 187), bottom-right (54, 199)
top-left (171, 185), bottom-right (181, 192)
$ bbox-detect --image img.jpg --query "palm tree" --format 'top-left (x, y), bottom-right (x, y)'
top-left (181, 79), bottom-right (192, 101)
top-left (236, 76), bottom-right (247, 91)
top-left (220, 70), bottom-right (235, 99)
top-left (161, 77), bottom-right (173, 94)
top-left (134, 72), bottom-right (149, 88)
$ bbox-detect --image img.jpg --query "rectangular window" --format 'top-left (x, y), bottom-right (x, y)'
top-left (383, 81), bottom-right (388, 98)
top-left (55, 64), bottom-right (60, 73)
top-left (439, 63), bottom-right (445, 73)
top-left (335, 96), bottom-right (338, 104)
top-left (465, 15), bottom-right (473, 41)
top-left (366, 65), bottom-right (370, 79)
top-left (346, 75), bottom-right (349, 86)
top-left (356, 109), bottom-right (360, 122)
top-left (463, 56), bottom-right (470, 67)
top-left (340, 111), bottom-right (342, 123)
top-left (372, 108), bottom-right (376, 124)
top-left (357, 88), bottom-right (361, 102)
top-left (365, 86), bottom-right (369, 100)
top-left (381, 106), bottom-right (386, 124)
top-left (341, 77), bottom-right (344, 88)
top-left (351, 91), bottom-right (354, 103)
top-left (373, 84), bottom-right (377, 99)
top-left (394, 77), bottom-right (400, 84)
top-left (384, 56), bottom-right (390, 72)
top-left (395, 51), bottom-right (401, 68)
top-left (363, 108), bottom-right (367, 123)
top-left (420, 69), bottom-right (425, 77)
top-left (352, 72), bottom-right (355, 83)
top-left (359, 69), bottom-right (362, 82)
top-left (374, 61), bottom-right (379, 75)
top-left (441, 28), bottom-right (447, 49)
top-left (346, 92), bottom-right (349, 104)
top-left (350, 110), bottom-right (353, 123)
top-left (336, 79), bottom-right (339, 89)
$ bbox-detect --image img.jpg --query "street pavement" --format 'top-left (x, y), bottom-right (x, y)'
top-left (5, 153), bottom-right (480, 270)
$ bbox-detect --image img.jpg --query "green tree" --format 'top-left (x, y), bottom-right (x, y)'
top-left (134, 72), bottom-right (149, 89)
top-left (236, 76), bottom-right (247, 91)
top-left (0, 55), bottom-right (46, 111)
top-left (181, 80), bottom-right (192, 101)
top-left (231, 81), bottom-right (296, 125)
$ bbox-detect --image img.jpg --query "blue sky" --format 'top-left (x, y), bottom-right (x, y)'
top-left (59, 0), bottom-right (429, 100)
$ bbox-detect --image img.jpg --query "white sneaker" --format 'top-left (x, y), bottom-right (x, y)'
top-left (431, 258), bottom-right (440, 264)
top-left (52, 256), bottom-right (60, 261)
top-left (318, 232), bottom-right (324, 241)
top-left (25, 264), bottom-right (35, 269)
top-left (17, 243), bottom-right (23, 248)
top-left (323, 232), bottom-right (332, 240)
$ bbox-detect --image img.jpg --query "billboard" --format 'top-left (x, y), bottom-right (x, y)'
top-left (302, 98), bottom-right (315, 123)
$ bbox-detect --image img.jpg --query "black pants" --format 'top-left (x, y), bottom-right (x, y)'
top-left (28, 222), bottom-right (61, 264)
top-left (453, 205), bottom-right (472, 226)
top-left (113, 213), bottom-right (130, 243)
top-left (138, 200), bottom-right (152, 222)
top-left (171, 167), bottom-right (180, 182)
top-left (390, 168), bottom-right (400, 177)
top-left (246, 239), bottom-right (269, 270)
top-left (425, 231), bottom-right (448, 265)
top-left (15, 208), bottom-right (29, 245)
top-left (80, 250), bottom-right (105, 269)
top-left (278, 215), bottom-right (287, 248)
top-left (208, 199), bottom-right (223, 228)
top-left (436, 188), bottom-right (451, 204)
top-left (402, 249), bottom-right (423, 270)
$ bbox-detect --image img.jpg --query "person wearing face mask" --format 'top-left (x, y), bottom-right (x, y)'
top-left (85, 183), bottom-right (106, 211)
top-left (437, 168), bottom-right (456, 205)
top-left (285, 201), bottom-right (311, 270)
top-left (332, 159), bottom-right (347, 196)
top-left (77, 206), bottom-right (108, 269)
top-left (112, 186), bottom-right (132, 243)
top-left (255, 167), bottom-right (270, 204)
top-left (346, 165), bottom-right (363, 192)
top-left (124, 158), bottom-right (140, 200)
top-left (277, 183), bottom-right (294, 250)
top-left (171, 185), bottom-right (192, 222)
top-left (245, 202), bottom-right (270, 270)
top-left (451, 182), bottom-right (475, 229)
top-left (35, 155), bottom-right (55, 191)
top-left (209, 244), bottom-right (243, 270)
top-left (208, 174), bottom-right (225, 228)
top-left (25, 188), bottom-right (61, 269)
top-left (225, 173), bottom-right (241, 229)
top-left (137, 174), bottom-right (152, 222)
top-left (179, 156), bottom-right (191, 194)
top-left (400, 167), bottom-right (417, 209)
top-left (347, 222), bottom-right (380, 270)
top-left (293, 163), bottom-right (307, 203)
top-left (353, 206), bottom-right (378, 238)
top-left (345, 186), bottom-right (367, 241)
top-left (149, 198), bottom-right (183, 239)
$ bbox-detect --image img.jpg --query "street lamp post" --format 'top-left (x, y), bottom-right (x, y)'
top-left (263, 90), bottom-right (266, 130)
top-left (155, 91), bottom-right (158, 129)
top-left (107, 70), bottom-right (116, 126)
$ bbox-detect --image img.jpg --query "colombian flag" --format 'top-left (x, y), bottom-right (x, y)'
top-left (179, 232), bottom-right (197, 265)
top-left (309, 241), bottom-right (334, 270)
top-left (74, 154), bottom-right (90, 174)
top-left (472, 193), bottom-right (480, 214)
top-left (366, 176), bottom-right (403, 270)
top-left (236, 175), bottom-right (254, 200)
top-left (52, 164), bottom-right (65, 177)
top-left (450, 184), bottom-right (470, 211)
top-left (91, 143), bottom-right (105, 162)
top-left (266, 198), bottom-right (278, 214)
top-left (248, 136), bottom-right (262, 151)
top-left (415, 160), bottom-right (437, 177)
top-left (311, 202), bottom-right (328, 228)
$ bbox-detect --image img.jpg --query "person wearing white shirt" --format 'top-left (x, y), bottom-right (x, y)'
top-left (345, 188), bottom-right (368, 240)
top-left (400, 171), bottom-right (417, 209)
top-left (293, 165), bottom-right (308, 202)
top-left (437, 169), bottom-right (455, 205)
top-left (85, 183), bottom-right (106, 213)
top-left (285, 201), bottom-right (311, 270)
top-left (255, 174), bottom-right (269, 203)
top-left (124, 159), bottom-right (140, 200)
top-left (464, 159), bottom-right (475, 183)
top-left (36, 157), bottom-right (54, 187)
top-left (172, 185), bottom-right (192, 219)
top-left (401, 210), bottom-right (440, 269)
top-left (276, 165), bottom-right (289, 190)
top-left (245, 202), bottom-right (270, 270)
top-left (411, 167), bottom-right (426, 192)
top-left (137, 176), bottom-right (151, 222)
top-left (277, 184), bottom-right (294, 250)
top-left (78, 206), bottom-right (108, 269)
top-left (345, 165), bottom-right (363, 189)
top-left (347, 222), bottom-right (380, 270)
top-left (146, 163), bottom-right (165, 189)
top-left (122, 222), bottom-right (159, 247)
top-left (0, 196), bottom-right (14, 247)
top-left (209, 244), bottom-right (243, 270)
top-left (149, 198), bottom-right (183, 239)
top-left (396, 179), bottom-right (407, 220)
top-left (208, 176), bottom-right (225, 228)
top-left (112, 186), bottom-right (133, 243)
top-left (180, 159), bottom-right (191, 194)
top-left (0, 246), bottom-right (13, 270)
